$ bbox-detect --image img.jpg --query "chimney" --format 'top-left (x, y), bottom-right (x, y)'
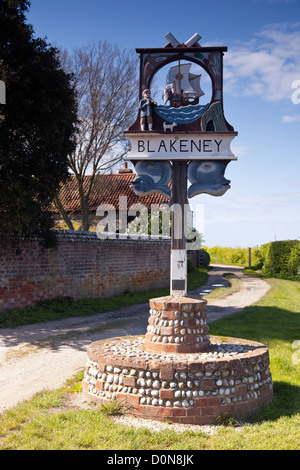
top-left (119, 162), bottom-right (133, 174)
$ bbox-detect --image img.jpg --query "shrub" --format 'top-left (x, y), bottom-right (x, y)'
top-left (262, 240), bottom-right (299, 278)
top-left (287, 242), bottom-right (300, 279)
top-left (198, 249), bottom-right (210, 267)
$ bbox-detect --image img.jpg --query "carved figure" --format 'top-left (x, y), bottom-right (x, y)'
top-left (139, 89), bottom-right (157, 131)
top-left (163, 121), bottom-right (177, 132)
top-left (188, 160), bottom-right (230, 197)
top-left (130, 160), bottom-right (172, 198)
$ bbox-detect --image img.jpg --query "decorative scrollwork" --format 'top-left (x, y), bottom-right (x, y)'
top-left (130, 160), bottom-right (172, 198)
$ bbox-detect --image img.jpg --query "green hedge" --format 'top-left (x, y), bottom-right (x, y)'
top-left (261, 240), bottom-right (300, 279)
top-left (205, 240), bottom-right (300, 280)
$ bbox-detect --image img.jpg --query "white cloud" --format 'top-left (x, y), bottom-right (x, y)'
top-left (231, 145), bottom-right (251, 156)
top-left (224, 23), bottom-right (300, 102)
top-left (282, 114), bottom-right (300, 122)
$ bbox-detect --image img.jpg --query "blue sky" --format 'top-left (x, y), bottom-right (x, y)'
top-left (26, 0), bottom-right (300, 248)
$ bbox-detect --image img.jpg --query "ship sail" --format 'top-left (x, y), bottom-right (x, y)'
top-left (166, 63), bottom-right (204, 100)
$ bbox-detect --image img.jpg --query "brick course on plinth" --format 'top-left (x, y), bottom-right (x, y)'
top-left (144, 296), bottom-right (210, 354)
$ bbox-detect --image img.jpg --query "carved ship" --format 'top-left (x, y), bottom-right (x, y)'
top-left (163, 62), bottom-right (204, 107)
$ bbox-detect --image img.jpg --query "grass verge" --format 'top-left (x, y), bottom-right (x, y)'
top-left (202, 273), bottom-right (243, 302)
top-left (0, 276), bottom-right (299, 449)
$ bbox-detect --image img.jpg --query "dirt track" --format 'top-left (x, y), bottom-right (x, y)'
top-left (0, 265), bottom-right (270, 413)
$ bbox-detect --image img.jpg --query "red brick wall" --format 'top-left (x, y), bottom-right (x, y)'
top-left (0, 232), bottom-right (170, 313)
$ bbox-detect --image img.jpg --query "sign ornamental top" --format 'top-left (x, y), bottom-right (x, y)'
top-left (125, 32), bottom-right (237, 164)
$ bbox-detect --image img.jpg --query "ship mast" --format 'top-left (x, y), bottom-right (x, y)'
top-left (175, 60), bottom-right (183, 94)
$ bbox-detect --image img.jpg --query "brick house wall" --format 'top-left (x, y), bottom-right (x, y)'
top-left (0, 231), bottom-right (170, 313)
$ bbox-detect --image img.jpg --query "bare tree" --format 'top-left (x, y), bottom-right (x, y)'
top-left (55, 41), bottom-right (138, 231)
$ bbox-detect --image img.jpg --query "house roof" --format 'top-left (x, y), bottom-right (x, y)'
top-left (52, 170), bottom-right (171, 213)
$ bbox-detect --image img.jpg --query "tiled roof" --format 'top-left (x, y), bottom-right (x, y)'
top-left (52, 173), bottom-right (171, 213)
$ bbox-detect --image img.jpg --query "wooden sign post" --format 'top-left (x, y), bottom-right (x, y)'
top-left (125, 32), bottom-right (238, 297)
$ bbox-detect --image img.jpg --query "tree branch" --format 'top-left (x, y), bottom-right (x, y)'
top-left (54, 194), bottom-right (74, 230)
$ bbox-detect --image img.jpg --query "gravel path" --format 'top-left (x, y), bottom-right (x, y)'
top-left (0, 265), bottom-right (270, 415)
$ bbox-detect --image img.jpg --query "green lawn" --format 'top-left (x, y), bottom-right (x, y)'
top-left (210, 278), bottom-right (300, 427)
top-left (0, 275), bottom-right (299, 450)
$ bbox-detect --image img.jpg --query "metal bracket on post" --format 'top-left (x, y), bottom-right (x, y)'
top-left (170, 249), bottom-right (187, 297)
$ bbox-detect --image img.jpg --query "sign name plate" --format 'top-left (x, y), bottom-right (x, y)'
top-left (125, 133), bottom-right (237, 160)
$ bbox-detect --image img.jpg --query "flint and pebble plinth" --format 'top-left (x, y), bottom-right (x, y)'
top-left (83, 296), bottom-right (273, 424)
